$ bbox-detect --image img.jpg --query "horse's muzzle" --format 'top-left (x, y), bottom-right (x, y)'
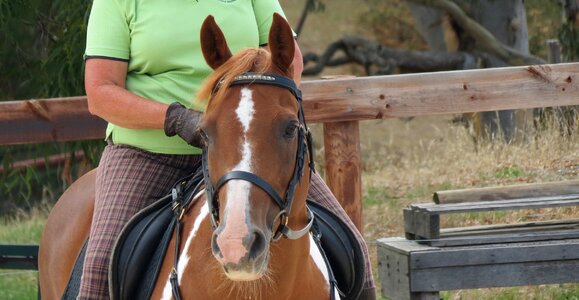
top-left (211, 228), bottom-right (270, 281)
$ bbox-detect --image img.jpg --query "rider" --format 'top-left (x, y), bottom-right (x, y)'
top-left (80, 0), bottom-right (375, 298)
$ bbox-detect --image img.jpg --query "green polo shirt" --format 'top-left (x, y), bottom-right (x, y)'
top-left (85, 0), bottom-right (288, 154)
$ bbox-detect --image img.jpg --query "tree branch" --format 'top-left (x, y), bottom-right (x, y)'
top-left (406, 0), bottom-right (546, 65)
top-left (303, 36), bottom-right (476, 75)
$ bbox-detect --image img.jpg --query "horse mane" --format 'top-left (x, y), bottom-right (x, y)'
top-left (197, 48), bottom-right (272, 104)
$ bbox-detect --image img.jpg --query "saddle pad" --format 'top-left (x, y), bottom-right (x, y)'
top-left (307, 200), bottom-right (365, 300)
top-left (110, 172), bottom-right (203, 300)
top-left (61, 242), bottom-right (88, 300)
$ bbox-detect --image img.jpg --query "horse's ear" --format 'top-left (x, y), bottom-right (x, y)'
top-left (200, 15), bottom-right (233, 70)
top-left (268, 13), bottom-right (295, 72)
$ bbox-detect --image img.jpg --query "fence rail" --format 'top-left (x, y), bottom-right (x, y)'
top-left (2, 62), bottom-right (579, 229)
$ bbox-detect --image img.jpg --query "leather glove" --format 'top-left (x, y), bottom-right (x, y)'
top-left (164, 102), bottom-right (203, 148)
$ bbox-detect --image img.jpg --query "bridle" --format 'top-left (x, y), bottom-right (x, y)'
top-left (169, 73), bottom-right (318, 300)
top-left (202, 72), bottom-right (316, 241)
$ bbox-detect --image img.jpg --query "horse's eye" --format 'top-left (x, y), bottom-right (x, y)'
top-left (284, 122), bottom-right (299, 139)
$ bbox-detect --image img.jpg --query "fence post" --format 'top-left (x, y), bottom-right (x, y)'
top-left (319, 75), bottom-right (363, 231)
top-left (323, 120), bottom-right (362, 231)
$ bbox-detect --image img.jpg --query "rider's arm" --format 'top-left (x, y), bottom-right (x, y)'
top-left (85, 58), bottom-right (168, 129)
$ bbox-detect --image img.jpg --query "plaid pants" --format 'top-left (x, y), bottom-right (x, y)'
top-left (308, 172), bottom-right (375, 293)
top-left (78, 144), bottom-right (374, 299)
top-left (78, 144), bottom-right (201, 299)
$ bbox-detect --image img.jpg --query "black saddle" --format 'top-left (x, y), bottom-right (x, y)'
top-left (63, 178), bottom-right (366, 299)
top-left (308, 200), bottom-right (365, 300)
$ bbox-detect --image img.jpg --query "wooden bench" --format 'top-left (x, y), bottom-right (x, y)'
top-left (377, 180), bottom-right (579, 300)
top-left (0, 244), bottom-right (39, 270)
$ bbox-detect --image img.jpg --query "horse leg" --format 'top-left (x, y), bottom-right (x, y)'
top-left (38, 169), bottom-right (97, 299)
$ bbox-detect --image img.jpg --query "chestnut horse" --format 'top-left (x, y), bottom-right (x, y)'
top-left (39, 14), bottom-right (338, 299)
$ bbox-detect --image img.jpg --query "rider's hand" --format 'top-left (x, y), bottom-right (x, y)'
top-left (164, 102), bottom-right (203, 148)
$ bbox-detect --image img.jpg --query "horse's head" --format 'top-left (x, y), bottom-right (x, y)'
top-left (198, 14), bottom-right (314, 281)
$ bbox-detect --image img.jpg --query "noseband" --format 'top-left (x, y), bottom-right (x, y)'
top-left (202, 73), bottom-right (315, 241)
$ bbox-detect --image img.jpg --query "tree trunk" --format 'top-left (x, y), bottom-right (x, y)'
top-left (409, 0), bottom-right (531, 143)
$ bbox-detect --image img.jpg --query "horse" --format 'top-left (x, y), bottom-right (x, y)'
top-left (39, 13), bottom-right (338, 300)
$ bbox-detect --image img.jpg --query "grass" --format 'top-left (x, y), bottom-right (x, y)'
top-left (356, 116), bottom-right (579, 299)
top-left (0, 209), bottom-right (47, 300)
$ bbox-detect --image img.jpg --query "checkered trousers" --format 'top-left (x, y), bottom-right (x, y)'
top-left (308, 172), bottom-right (376, 293)
top-left (78, 143), bottom-right (201, 299)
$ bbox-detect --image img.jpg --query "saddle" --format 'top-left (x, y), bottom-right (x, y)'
top-left (63, 177), bottom-right (366, 300)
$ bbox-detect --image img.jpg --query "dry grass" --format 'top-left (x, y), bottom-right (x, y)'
top-left (323, 115), bottom-right (579, 299)
top-left (358, 116), bottom-right (578, 235)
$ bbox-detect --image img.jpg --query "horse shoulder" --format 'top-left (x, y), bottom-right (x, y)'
top-left (151, 197), bottom-right (215, 300)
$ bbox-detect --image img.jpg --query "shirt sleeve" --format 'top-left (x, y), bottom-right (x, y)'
top-left (85, 0), bottom-right (130, 61)
top-left (252, 0), bottom-right (295, 46)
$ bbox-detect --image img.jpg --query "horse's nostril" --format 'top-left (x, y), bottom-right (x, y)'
top-left (211, 233), bottom-right (223, 258)
top-left (248, 231), bottom-right (266, 260)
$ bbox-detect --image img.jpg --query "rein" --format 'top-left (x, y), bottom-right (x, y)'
top-left (202, 72), bottom-right (316, 241)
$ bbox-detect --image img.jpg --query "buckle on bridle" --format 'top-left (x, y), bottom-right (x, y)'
top-left (171, 186), bottom-right (186, 221)
top-left (272, 210), bottom-right (288, 242)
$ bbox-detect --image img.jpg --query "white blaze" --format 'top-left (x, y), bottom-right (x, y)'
top-left (214, 87), bottom-right (256, 264)
top-left (224, 87), bottom-right (255, 221)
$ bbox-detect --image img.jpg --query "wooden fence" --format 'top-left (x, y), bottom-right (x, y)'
top-left (2, 62), bottom-right (579, 231)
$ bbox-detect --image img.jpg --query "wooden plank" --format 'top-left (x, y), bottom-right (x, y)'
top-left (377, 237), bottom-right (438, 254)
top-left (441, 219), bottom-right (579, 236)
top-left (412, 194), bottom-right (579, 214)
top-left (412, 211), bottom-right (440, 240)
top-left (377, 238), bottom-right (440, 300)
top-left (301, 62), bottom-right (579, 122)
top-left (0, 244), bottom-right (39, 257)
top-left (0, 97), bottom-right (107, 145)
top-left (377, 239), bottom-right (413, 300)
top-left (0, 244), bottom-right (39, 270)
top-left (429, 230), bottom-right (579, 247)
top-left (410, 239), bottom-right (579, 269)
top-left (403, 208), bottom-right (417, 239)
top-left (323, 121), bottom-right (363, 231)
top-left (0, 257), bottom-right (38, 270)
top-left (379, 238), bottom-right (579, 295)
top-left (411, 259), bottom-right (579, 292)
top-left (434, 180), bottom-right (579, 204)
top-left (3, 63), bottom-right (579, 145)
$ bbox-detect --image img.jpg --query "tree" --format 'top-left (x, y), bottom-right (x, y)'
top-left (0, 0), bottom-right (98, 214)
top-left (302, 0), bottom-right (569, 142)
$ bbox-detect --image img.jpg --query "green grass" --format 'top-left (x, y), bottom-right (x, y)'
top-left (0, 210), bottom-right (47, 300)
top-left (0, 272), bottom-right (38, 300)
top-left (494, 165), bottom-right (524, 179)
top-left (439, 285), bottom-right (579, 300)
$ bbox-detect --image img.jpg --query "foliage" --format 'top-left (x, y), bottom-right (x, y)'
top-left (305, 0), bottom-right (326, 13)
top-left (0, 0), bottom-right (100, 214)
top-left (559, 22), bottom-right (579, 61)
top-left (526, 0), bottom-right (563, 59)
top-left (360, 0), bottom-right (427, 50)
top-left (0, 0), bottom-right (90, 100)
top-left (0, 141), bottom-right (103, 214)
